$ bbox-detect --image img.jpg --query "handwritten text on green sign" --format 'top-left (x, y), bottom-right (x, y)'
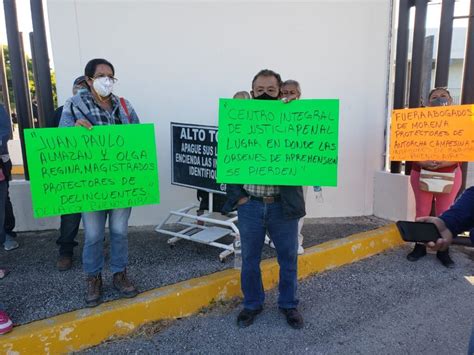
top-left (217, 99), bottom-right (339, 186)
top-left (25, 124), bottom-right (160, 218)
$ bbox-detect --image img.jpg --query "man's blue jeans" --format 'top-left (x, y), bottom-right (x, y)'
top-left (237, 199), bottom-right (299, 310)
top-left (82, 208), bottom-right (131, 276)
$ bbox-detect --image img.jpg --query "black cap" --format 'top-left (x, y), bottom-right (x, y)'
top-left (73, 76), bottom-right (87, 86)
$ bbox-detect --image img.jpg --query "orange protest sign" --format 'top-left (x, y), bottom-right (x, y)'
top-left (389, 104), bottom-right (474, 161)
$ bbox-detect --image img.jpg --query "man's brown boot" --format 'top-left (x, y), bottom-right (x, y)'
top-left (57, 255), bottom-right (73, 271)
top-left (85, 274), bottom-right (102, 307)
top-left (113, 270), bottom-right (138, 298)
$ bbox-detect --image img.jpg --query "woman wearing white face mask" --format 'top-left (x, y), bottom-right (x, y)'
top-left (406, 87), bottom-right (462, 268)
top-left (59, 58), bottom-right (140, 307)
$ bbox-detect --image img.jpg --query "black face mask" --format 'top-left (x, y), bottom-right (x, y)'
top-left (254, 92), bottom-right (279, 100)
top-left (429, 97), bottom-right (449, 107)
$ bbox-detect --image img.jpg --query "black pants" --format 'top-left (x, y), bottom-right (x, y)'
top-left (56, 213), bottom-right (81, 256)
top-left (3, 159), bottom-right (15, 236)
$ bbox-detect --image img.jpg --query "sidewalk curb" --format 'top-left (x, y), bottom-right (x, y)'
top-left (0, 224), bottom-right (402, 354)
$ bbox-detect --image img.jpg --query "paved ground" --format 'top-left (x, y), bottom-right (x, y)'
top-left (0, 216), bottom-right (388, 325)
top-left (82, 245), bottom-right (474, 355)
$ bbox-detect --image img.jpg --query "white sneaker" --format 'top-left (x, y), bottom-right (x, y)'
top-left (297, 245), bottom-right (304, 255)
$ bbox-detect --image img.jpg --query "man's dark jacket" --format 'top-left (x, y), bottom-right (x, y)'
top-left (440, 186), bottom-right (474, 244)
top-left (222, 184), bottom-right (306, 220)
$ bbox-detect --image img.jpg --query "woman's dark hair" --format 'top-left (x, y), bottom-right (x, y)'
top-left (252, 69), bottom-right (283, 89)
top-left (428, 87), bottom-right (452, 99)
top-left (84, 58), bottom-right (115, 78)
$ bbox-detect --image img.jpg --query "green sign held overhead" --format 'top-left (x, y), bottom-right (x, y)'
top-left (25, 124), bottom-right (160, 218)
top-left (217, 99), bottom-right (339, 186)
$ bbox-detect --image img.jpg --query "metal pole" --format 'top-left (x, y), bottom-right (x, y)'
top-left (209, 192), bottom-right (214, 213)
top-left (18, 32), bottom-right (34, 128)
top-left (421, 35), bottom-right (434, 106)
top-left (3, 0), bottom-right (31, 179)
top-left (459, 0), bottom-right (474, 193)
top-left (409, 0), bottom-right (428, 108)
top-left (29, 32), bottom-right (45, 127)
top-left (391, 0), bottom-right (412, 173)
top-left (30, 0), bottom-right (55, 128)
top-left (0, 46), bottom-right (11, 119)
top-left (435, 0), bottom-right (455, 87)
top-left (405, 0), bottom-right (428, 175)
top-left (461, 2), bottom-right (474, 105)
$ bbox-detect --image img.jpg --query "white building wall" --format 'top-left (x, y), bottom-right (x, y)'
top-left (447, 60), bottom-right (464, 104)
top-left (38, 0), bottom-right (392, 228)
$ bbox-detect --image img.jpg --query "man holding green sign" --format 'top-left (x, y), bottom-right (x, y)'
top-left (218, 69), bottom-right (338, 330)
top-left (220, 69), bottom-right (303, 329)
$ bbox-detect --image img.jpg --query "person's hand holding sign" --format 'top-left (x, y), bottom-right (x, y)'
top-left (75, 118), bottom-right (93, 130)
top-left (419, 160), bottom-right (457, 170)
top-left (419, 160), bottom-right (440, 170)
top-left (281, 94), bottom-right (298, 103)
top-left (435, 161), bottom-right (458, 169)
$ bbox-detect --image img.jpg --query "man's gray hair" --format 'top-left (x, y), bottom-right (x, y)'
top-left (282, 80), bottom-right (301, 93)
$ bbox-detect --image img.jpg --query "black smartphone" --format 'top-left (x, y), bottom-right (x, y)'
top-left (396, 221), bottom-right (442, 243)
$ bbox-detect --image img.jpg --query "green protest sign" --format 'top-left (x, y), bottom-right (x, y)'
top-left (217, 99), bottom-right (339, 186)
top-left (24, 124), bottom-right (160, 218)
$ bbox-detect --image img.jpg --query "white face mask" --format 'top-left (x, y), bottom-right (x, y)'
top-left (93, 77), bottom-right (114, 97)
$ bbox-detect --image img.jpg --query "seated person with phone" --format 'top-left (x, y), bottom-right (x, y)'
top-left (417, 186), bottom-right (474, 250)
top-left (400, 186), bottom-right (474, 354)
top-left (397, 186), bottom-right (474, 260)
